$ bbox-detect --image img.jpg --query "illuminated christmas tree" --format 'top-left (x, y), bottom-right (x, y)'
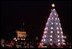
top-left (38, 4), bottom-right (66, 48)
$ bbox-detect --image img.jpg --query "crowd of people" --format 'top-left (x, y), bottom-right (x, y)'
top-left (1, 39), bottom-right (34, 48)
top-left (1, 38), bottom-right (71, 48)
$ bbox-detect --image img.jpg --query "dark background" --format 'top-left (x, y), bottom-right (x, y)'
top-left (1, 1), bottom-right (71, 42)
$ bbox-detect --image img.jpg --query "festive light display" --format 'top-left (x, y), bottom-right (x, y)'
top-left (38, 4), bottom-right (66, 48)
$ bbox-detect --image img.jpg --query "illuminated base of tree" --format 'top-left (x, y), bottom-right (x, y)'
top-left (38, 44), bottom-right (70, 48)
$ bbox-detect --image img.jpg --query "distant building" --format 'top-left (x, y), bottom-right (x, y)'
top-left (16, 30), bottom-right (27, 40)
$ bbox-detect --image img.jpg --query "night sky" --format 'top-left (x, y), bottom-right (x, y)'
top-left (1, 1), bottom-right (71, 42)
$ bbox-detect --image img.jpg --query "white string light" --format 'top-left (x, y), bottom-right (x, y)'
top-left (44, 31), bottom-right (47, 34)
top-left (58, 39), bottom-right (60, 42)
top-left (54, 13), bottom-right (57, 15)
top-left (40, 43), bottom-right (43, 45)
top-left (50, 31), bottom-right (53, 33)
top-left (50, 35), bottom-right (53, 38)
top-left (58, 18), bottom-right (59, 20)
top-left (59, 23), bottom-right (61, 25)
top-left (52, 3), bottom-right (55, 7)
top-left (41, 39), bottom-right (43, 42)
top-left (51, 27), bottom-right (53, 29)
top-left (58, 43), bottom-right (60, 45)
top-left (53, 9), bottom-right (55, 11)
top-left (55, 18), bottom-right (57, 20)
top-left (60, 27), bottom-right (62, 30)
top-left (62, 35), bottom-right (64, 38)
top-left (48, 18), bottom-right (50, 20)
top-left (52, 17), bottom-right (54, 20)
top-left (46, 22), bottom-right (48, 25)
top-left (42, 36), bottom-right (44, 38)
top-left (57, 31), bottom-right (59, 34)
top-left (50, 43), bottom-right (53, 45)
top-left (62, 39), bottom-right (65, 42)
top-left (58, 35), bottom-right (60, 38)
top-left (62, 43), bottom-right (66, 45)
top-left (44, 35), bottom-right (47, 38)
top-left (56, 23), bottom-right (58, 25)
top-left (57, 27), bottom-right (59, 30)
top-left (63, 36), bottom-right (66, 38)
top-left (42, 34), bottom-right (46, 38)
top-left (51, 23), bottom-right (53, 25)
top-left (44, 27), bottom-right (48, 30)
top-left (50, 39), bottom-right (52, 41)
top-left (61, 31), bottom-right (63, 34)
top-left (43, 39), bottom-right (46, 41)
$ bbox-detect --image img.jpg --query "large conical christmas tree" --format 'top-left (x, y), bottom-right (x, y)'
top-left (38, 4), bottom-right (66, 48)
